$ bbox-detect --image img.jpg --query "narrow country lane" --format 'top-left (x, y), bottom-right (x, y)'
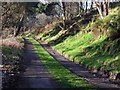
top-left (2, 2), bottom-right (120, 89)
top-left (18, 38), bottom-right (59, 88)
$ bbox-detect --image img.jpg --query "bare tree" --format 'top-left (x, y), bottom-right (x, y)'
top-left (94, 0), bottom-right (109, 19)
top-left (104, 0), bottom-right (109, 16)
top-left (95, 1), bottom-right (104, 19)
top-left (85, 1), bottom-right (88, 12)
top-left (91, 0), bottom-right (94, 9)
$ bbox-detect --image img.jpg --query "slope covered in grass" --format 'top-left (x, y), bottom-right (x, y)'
top-left (36, 7), bottom-right (120, 81)
top-left (54, 32), bottom-right (120, 74)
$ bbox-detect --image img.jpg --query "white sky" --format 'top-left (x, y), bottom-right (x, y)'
top-left (1, 0), bottom-right (119, 2)
top-left (38, 0), bottom-right (48, 4)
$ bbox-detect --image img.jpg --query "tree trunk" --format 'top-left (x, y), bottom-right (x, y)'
top-left (104, 0), bottom-right (109, 16)
top-left (95, 2), bottom-right (104, 19)
top-left (80, 2), bottom-right (83, 11)
top-left (62, 2), bottom-right (66, 30)
top-left (75, 2), bottom-right (79, 15)
top-left (91, 1), bottom-right (93, 9)
top-left (85, 2), bottom-right (88, 12)
top-left (14, 16), bottom-right (24, 37)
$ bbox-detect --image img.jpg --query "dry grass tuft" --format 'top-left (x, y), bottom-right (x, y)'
top-left (0, 37), bottom-right (21, 48)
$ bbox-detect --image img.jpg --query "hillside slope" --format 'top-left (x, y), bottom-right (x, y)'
top-left (36, 7), bottom-right (120, 84)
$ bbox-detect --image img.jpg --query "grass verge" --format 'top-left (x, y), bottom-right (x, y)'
top-left (30, 38), bottom-right (94, 88)
top-left (1, 36), bottom-right (24, 88)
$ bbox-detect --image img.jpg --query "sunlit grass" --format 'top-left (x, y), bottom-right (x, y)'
top-left (36, 7), bottom-right (120, 78)
top-left (53, 32), bottom-right (120, 73)
top-left (30, 38), bottom-right (94, 88)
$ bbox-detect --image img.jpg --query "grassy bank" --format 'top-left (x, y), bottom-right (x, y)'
top-left (30, 38), bottom-right (93, 88)
top-left (1, 36), bottom-right (24, 88)
top-left (36, 7), bottom-right (120, 81)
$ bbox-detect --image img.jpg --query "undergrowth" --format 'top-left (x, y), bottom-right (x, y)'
top-left (1, 36), bottom-right (24, 88)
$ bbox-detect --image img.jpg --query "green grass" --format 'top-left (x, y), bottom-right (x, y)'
top-left (30, 38), bottom-right (94, 88)
top-left (2, 46), bottom-right (22, 57)
top-left (53, 32), bottom-right (95, 60)
top-left (2, 45), bottom-right (23, 73)
top-left (35, 7), bottom-right (120, 77)
top-left (53, 32), bottom-right (120, 74)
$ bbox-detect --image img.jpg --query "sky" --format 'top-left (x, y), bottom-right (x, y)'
top-left (1, 0), bottom-right (119, 2)
top-left (38, 0), bottom-right (48, 4)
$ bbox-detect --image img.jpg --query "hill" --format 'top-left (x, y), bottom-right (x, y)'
top-left (34, 7), bottom-right (120, 85)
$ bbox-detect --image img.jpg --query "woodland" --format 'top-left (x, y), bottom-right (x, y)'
top-left (1, 0), bottom-right (120, 89)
